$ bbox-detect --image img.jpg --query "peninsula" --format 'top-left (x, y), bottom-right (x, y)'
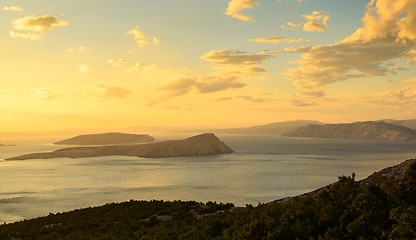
top-left (54, 132), bottom-right (155, 145)
top-left (283, 121), bottom-right (416, 140)
top-left (6, 133), bottom-right (233, 160)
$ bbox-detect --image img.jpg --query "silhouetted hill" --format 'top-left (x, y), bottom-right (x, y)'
top-left (6, 133), bottom-right (233, 160)
top-left (283, 121), bottom-right (416, 140)
top-left (214, 120), bottom-right (323, 135)
top-left (1, 159), bottom-right (414, 239)
top-left (54, 132), bottom-right (155, 145)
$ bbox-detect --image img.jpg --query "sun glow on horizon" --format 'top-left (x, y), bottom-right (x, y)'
top-left (1, 0), bottom-right (416, 134)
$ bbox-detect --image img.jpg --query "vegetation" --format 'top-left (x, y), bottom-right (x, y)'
top-left (1, 162), bottom-right (415, 239)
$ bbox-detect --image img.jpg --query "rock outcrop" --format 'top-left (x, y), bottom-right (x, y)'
top-left (54, 132), bottom-right (155, 145)
top-left (6, 133), bottom-right (234, 160)
top-left (283, 121), bottom-right (416, 140)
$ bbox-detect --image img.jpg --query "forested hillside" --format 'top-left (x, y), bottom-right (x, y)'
top-left (1, 160), bottom-right (415, 239)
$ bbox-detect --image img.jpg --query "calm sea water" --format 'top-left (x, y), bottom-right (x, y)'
top-left (1, 134), bottom-right (415, 223)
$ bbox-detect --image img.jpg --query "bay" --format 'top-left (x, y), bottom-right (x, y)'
top-left (0, 134), bottom-right (415, 223)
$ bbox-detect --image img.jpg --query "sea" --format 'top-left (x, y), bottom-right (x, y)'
top-left (1, 133), bottom-right (416, 223)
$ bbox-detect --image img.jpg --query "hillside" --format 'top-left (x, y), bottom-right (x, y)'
top-left (214, 120), bottom-right (323, 135)
top-left (0, 159), bottom-right (414, 239)
top-left (283, 121), bottom-right (416, 140)
top-left (54, 132), bottom-right (155, 145)
top-left (6, 133), bottom-right (233, 160)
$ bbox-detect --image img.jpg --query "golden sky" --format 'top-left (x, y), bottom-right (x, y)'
top-left (1, 0), bottom-right (416, 134)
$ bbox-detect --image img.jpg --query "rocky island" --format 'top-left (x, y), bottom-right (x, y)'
top-left (6, 133), bottom-right (233, 160)
top-left (54, 132), bottom-right (155, 145)
top-left (283, 121), bottom-right (416, 140)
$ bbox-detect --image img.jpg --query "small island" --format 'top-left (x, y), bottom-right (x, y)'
top-left (6, 133), bottom-right (233, 160)
top-left (283, 121), bottom-right (416, 140)
top-left (54, 132), bottom-right (155, 145)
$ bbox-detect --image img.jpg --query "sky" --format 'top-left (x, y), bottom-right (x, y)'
top-left (1, 0), bottom-right (416, 134)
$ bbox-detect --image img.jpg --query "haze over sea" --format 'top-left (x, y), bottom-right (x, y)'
top-left (1, 134), bottom-right (416, 223)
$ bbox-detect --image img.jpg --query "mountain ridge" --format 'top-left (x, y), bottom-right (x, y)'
top-left (283, 121), bottom-right (416, 140)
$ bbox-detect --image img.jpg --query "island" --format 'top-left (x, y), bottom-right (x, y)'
top-left (6, 133), bottom-right (234, 160)
top-left (283, 121), bottom-right (416, 140)
top-left (54, 132), bottom-right (155, 145)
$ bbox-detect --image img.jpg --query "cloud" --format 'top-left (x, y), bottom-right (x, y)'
top-left (94, 84), bottom-right (131, 98)
top-left (248, 37), bottom-right (308, 44)
top-left (108, 58), bottom-right (128, 67)
top-left (9, 31), bottom-right (42, 40)
top-left (160, 76), bottom-right (245, 97)
top-left (286, 38), bottom-right (409, 89)
top-left (214, 95), bottom-right (266, 103)
top-left (403, 49), bottom-right (416, 63)
top-left (290, 95), bottom-right (317, 107)
top-left (360, 84), bottom-right (416, 107)
top-left (225, 0), bottom-right (258, 22)
top-left (12, 15), bottom-right (69, 33)
top-left (281, 22), bottom-right (301, 30)
top-left (201, 49), bottom-right (271, 76)
top-left (302, 90), bottom-right (326, 98)
top-left (65, 46), bottom-right (89, 53)
top-left (2, 6), bottom-right (24, 12)
top-left (201, 49), bottom-right (270, 65)
top-left (284, 0), bottom-right (416, 91)
top-left (302, 11), bottom-right (330, 32)
top-left (30, 86), bottom-right (61, 100)
top-left (78, 64), bottom-right (93, 73)
top-left (348, 0), bottom-right (416, 43)
top-left (126, 28), bottom-right (159, 47)
top-left (280, 11), bottom-right (330, 32)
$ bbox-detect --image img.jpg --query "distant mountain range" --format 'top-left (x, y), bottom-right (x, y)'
top-left (283, 121), bottom-right (416, 140)
top-left (378, 119), bottom-right (416, 130)
top-left (213, 120), bottom-right (323, 135)
top-left (213, 119), bottom-right (416, 140)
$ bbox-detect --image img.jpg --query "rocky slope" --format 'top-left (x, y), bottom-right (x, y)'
top-left (6, 133), bottom-right (233, 160)
top-left (54, 132), bottom-right (155, 145)
top-left (283, 121), bottom-right (416, 140)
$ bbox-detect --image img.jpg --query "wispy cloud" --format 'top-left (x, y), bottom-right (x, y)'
top-left (65, 46), bottom-right (89, 53)
top-left (360, 84), bottom-right (416, 108)
top-left (78, 64), bottom-right (93, 73)
top-left (201, 49), bottom-right (271, 76)
top-left (127, 27), bottom-right (159, 47)
top-left (30, 86), bottom-right (61, 100)
top-left (9, 31), bottom-right (42, 40)
top-left (248, 37), bottom-right (308, 44)
top-left (225, 0), bottom-right (258, 22)
top-left (160, 76), bottom-right (245, 97)
top-left (83, 84), bottom-right (131, 99)
top-left (108, 58), bottom-right (128, 67)
top-left (2, 6), bottom-right (24, 12)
